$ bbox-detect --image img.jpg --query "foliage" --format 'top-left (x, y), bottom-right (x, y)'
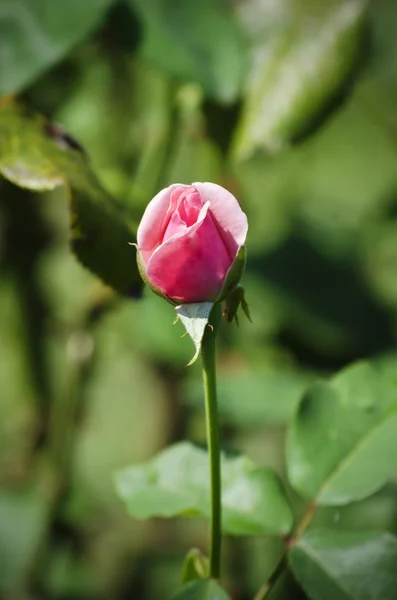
top-left (115, 441), bottom-right (293, 535)
top-left (1, 0), bottom-right (397, 598)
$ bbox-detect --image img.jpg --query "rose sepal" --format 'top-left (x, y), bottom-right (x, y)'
top-left (215, 245), bottom-right (247, 303)
top-left (175, 302), bottom-right (214, 366)
top-left (224, 284), bottom-right (252, 325)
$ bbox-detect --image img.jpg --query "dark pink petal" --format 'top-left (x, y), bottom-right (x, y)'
top-left (146, 202), bottom-right (232, 303)
top-left (137, 184), bottom-right (189, 264)
top-left (193, 182), bottom-right (248, 259)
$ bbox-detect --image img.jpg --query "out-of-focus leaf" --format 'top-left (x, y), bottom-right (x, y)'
top-left (287, 361), bottom-right (397, 505)
top-left (115, 292), bottom-right (191, 366)
top-left (263, 569), bottom-right (306, 600)
top-left (256, 231), bottom-right (393, 358)
top-left (68, 304), bottom-right (170, 517)
top-left (44, 547), bottom-right (99, 598)
top-left (186, 369), bottom-right (311, 427)
top-left (362, 221), bottom-right (397, 307)
top-left (234, 0), bottom-right (367, 157)
top-left (53, 54), bottom-right (173, 208)
top-left (165, 85), bottom-right (221, 187)
top-left (222, 275), bottom-right (286, 363)
top-left (37, 246), bottom-right (98, 325)
top-left (234, 96), bottom-right (397, 254)
top-left (0, 0), bottom-right (113, 96)
top-left (0, 464), bottom-right (55, 595)
top-left (0, 103), bottom-right (141, 296)
top-left (130, 0), bottom-right (247, 103)
top-left (289, 529), bottom-right (397, 600)
top-left (172, 579), bottom-right (231, 600)
top-left (295, 97), bottom-right (397, 252)
top-left (240, 537), bottom-right (287, 600)
top-left (367, 0), bottom-right (397, 92)
top-left (127, 63), bottom-right (174, 207)
top-left (53, 54), bottom-right (131, 189)
top-left (115, 441), bottom-right (293, 536)
top-left (0, 279), bottom-right (38, 480)
top-left (231, 150), bottom-right (297, 255)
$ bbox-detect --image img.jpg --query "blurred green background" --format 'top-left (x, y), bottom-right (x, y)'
top-left (1, 0), bottom-right (397, 598)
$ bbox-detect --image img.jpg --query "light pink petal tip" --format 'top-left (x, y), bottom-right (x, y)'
top-left (137, 183), bottom-right (188, 261)
top-left (192, 182), bottom-right (248, 258)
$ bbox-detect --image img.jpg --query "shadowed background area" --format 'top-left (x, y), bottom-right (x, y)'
top-left (1, 0), bottom-right (397, 598)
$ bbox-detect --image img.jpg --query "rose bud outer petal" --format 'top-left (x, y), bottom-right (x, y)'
top-left (193, 182), bottom-right (248, 259)
top-left (136, 248), bottom-right (176, 305)
top-left (137, 183), bottom-right (189, 264)
top-left (146, 203), bottom-right (232, 303)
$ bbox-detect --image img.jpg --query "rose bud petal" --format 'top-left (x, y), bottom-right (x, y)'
top-left (136, 182), bottom-right (248, 304)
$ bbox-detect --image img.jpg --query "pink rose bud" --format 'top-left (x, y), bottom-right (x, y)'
top-left (136, 182), bottom-right (248, 304)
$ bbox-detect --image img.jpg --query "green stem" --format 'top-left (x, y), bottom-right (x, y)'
top-left (201, 303), bottom-right (222, 579)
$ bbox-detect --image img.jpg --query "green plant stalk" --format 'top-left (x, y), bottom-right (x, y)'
top-left (201, 303), bottom-right (222, 579)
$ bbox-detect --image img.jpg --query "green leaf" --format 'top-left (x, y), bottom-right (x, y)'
top-left (0, 103), bottom-right (141, 296)
top-left (115, 442), bottom-right (293, 536)
top-left (234, 0), bottom-right (367, 157)
top-left (0, 0), bottom-right (113, 95)
top-left (130, 0), bottom-right (247, 103)
top-left (172, 579), bottom-right (231, 600)
top-left (181, 549), bottom-right (209, 584)
top-left (0, 104), bottom-right (63, 190)
top-left (289, 529), bottom-right (397, 600)
top-left (175, 303), bottom-right (214, 366)
top-left (286, 361), bottom-right (397, 505)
